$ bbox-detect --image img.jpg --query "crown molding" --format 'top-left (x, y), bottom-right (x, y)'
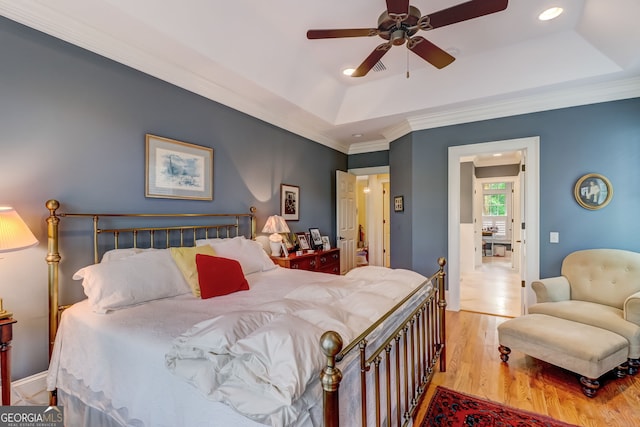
top-left (406, 76), bottom-right (640, 132)
top-left (381, 120), bottom-right (413, 145)
top-left (2, 2), bottom-right (638, 156)
top-left (348, 139), bottom-right (389, 155)
top-left (0, 2), bottom-right (349, 154)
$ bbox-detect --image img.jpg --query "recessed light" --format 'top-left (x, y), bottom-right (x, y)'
top-left (538, 7), bottom-right (563, 21)
top-left (342, 68), bottom-right (355, 76)
top-left (493, 153), bottom-right (503, 157)
top-left (352, 133), bottom-right (363, 138)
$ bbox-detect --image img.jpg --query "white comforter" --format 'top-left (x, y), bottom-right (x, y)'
top-left (47, 265), bottom-right (429, 427)
top-left (165, 266), bottom-right (429, 426)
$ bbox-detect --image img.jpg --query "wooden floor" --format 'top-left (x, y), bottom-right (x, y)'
top-left (460, 254), bottom-right (521, 318)
top-left (413, 310), bottom-right (640, 427)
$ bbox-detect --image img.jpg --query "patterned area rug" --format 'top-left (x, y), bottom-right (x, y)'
top-left (423, 386), bottom-right (579, 427)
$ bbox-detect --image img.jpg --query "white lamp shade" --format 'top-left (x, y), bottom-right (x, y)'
top-left (0, 207), bottom-right (38, 253)
top-left (262, 215), bottom-right (290, 234)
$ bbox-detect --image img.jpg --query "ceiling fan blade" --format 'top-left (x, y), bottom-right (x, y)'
top-left (407, 36), bottom-right (455, 69)
top-left (422, 0), bottom-right (508, 30)
top-left (307, 28), bottom-right (378, 39)
top-left (386, 0), bottom-right (410, 18)
top-left (352, 43), bottom-right (392, 77)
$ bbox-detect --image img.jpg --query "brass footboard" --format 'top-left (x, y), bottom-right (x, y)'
top-left (321, 258), bottom-right (446, 427)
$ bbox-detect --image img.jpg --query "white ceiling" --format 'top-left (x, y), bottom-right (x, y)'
top-left (2, 0), bottom-right (639, 154)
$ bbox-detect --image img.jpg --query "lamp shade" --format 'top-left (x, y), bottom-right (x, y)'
top-left (261, 215), bottom-right (290, 234)
top-left (0, 207), bottom-right (38, 253)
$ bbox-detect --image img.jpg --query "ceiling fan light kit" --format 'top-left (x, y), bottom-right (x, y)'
top-left (307, 0), bottom-right (509, 77)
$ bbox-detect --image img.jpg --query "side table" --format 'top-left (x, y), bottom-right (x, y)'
top-left (0, 317), bottom-right (16, 406)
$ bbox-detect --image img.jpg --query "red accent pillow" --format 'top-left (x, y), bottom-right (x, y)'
top-left (195, 254), bottom-right (250, 299)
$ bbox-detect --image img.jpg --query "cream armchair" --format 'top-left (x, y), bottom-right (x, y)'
top-left (530, 248), bottom-right (640, 375)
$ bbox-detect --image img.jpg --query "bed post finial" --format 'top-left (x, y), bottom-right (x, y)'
top-left (320, 331), bottom-right (343, 427)
top-left (436, 257), bottom-right (447, 372)
top-left (46, 200), bottom-right (62, 360)
top-left (249, 206), bottom-right (257, 239)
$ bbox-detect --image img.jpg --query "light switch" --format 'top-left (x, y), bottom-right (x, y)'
top-left (550, 232), bottom-right (559, 243)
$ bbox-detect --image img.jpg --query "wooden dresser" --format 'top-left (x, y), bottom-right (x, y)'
top-left (271, 248), bottom-right (340, 275)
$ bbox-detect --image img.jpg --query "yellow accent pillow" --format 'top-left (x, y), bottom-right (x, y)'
top-left (170, 246), bottom-right (216, 297)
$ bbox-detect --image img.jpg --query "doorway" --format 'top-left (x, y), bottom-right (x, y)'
top-left (347, 167), bottom-right (390, 269)
top-left (448, 137), bottom-right (540, 314)
top-left (461, 175), bottom-right (521, 317)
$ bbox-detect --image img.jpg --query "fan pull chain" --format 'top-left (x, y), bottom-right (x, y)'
top-left (406, 47), bottom-right (410, 79)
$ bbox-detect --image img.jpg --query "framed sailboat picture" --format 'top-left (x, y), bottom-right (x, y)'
top-left (145, 134), bottom-right (213, 200)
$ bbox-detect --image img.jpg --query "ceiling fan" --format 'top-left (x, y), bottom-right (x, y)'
top-left (307, 0), bottom-right (508, 77)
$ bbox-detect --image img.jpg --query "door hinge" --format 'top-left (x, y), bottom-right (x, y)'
top-left (521, 280), bottom-right (525, 288)
top-left (521, 164), bottom-right (526, 172)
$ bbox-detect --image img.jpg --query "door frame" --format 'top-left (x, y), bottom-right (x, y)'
top-left (348, 166), bottom-right (390, 267)
top-left (448, 137), bottom-right (540, 312)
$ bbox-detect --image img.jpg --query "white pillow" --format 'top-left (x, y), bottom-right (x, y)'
top-left (196, 236), bottom-right (276, 274)
top-left (101, 247), bottom-right (160, 263)
top-left (73, 249), bottom-right (190, 313)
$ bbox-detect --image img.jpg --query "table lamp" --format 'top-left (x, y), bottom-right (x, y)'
top-left (261, 215), bottom-right (290, 256)
top-left (0, 207), bottom-right (38, 319)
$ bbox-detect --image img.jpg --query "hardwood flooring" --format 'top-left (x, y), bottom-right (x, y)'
top-left (460, 255), bottom-right (521, 318)
top-left (413, 310), bottom-right (640, 426)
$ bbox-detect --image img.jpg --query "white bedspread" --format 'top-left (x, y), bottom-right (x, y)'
top-left (47, 266), bottom-right (429, 427)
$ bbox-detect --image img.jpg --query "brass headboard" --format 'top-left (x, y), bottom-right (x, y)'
top-left (45, 199), bottom-right (256, 358)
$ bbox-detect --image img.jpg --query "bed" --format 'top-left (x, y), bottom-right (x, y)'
top-left (44, 199), bottom-right (447, 426)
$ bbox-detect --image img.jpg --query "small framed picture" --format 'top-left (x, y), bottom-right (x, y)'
top-left (308, 228), bottom-right (323, 250)
top-left (394, 195), bottom-right (404, 212)
top-left (281, 184), bottom-right (300, 221)
top-left (296, 232), bottom-right (311, 250)
top-left (321, 236), bottom-right (331, 251)
top-left (574, 173), bottom-right (613, 210)
top-left (280, 242), bottom-right (289, 257)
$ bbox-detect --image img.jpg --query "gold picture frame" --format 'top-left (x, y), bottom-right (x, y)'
top-left (145, 134), bottom-right (213, 200)
top-left (574, 173), bottom-right (613, 210)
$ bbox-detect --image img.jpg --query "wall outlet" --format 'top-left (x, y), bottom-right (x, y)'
top-left (550, 232), bottom-right (559, 243)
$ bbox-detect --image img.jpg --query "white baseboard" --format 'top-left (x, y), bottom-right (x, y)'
top-left (7, 371), bottom-right (49, 405)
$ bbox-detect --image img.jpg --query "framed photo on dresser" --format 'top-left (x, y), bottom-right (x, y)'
top-left (309, 228), bottom-right (323, 250)
top-left (321, 236), bottom-right (331, 251)
top-left (296, 232), bottom-right (311, 251)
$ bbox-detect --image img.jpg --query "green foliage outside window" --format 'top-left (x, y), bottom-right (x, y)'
top-left (483, 183), bottom-right (506, 190)
top-left (483, 182), bottom-right (508, 216)
top-left (483, 194), bottom-right (506, 216)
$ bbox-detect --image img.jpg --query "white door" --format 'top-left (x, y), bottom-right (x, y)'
top-left (336, 170), bottom-right (357, 274)
top-left (518, 155), bottom-right (527, 314)
top-left (473, 179), bottom-right (483, 266)
top-left (512, 172), bottom-right (522, 271)
top-left (382, 182), bottom-right (391, 267)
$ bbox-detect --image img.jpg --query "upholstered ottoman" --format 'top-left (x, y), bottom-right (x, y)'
top-left (497, 314), bottom-right (629, 397)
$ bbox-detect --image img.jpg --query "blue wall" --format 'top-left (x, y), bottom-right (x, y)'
top-left (348, 150), bottom-right (389, 169)
top-left (0, 16), bottom-right (346, 379)
top-left (389, 134), bottom-right (413, 270)
top-left (390, 98), bottom-right (640, 278)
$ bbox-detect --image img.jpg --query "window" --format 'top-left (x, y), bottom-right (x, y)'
top-left (482, 182), bottom-right (510, 240)
top-left (483, 183), bottom-right (507, 216)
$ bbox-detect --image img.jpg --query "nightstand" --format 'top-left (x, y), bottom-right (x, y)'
top-left (0, 317), bottom-right (16, 406)
top-left (271, 248), bottom-right (340, 275)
